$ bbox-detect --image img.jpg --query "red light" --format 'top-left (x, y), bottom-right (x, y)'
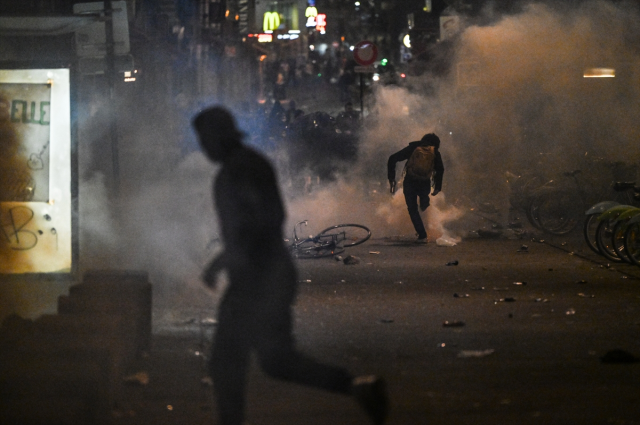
top-left (400, 73), bottom-right (406, 78)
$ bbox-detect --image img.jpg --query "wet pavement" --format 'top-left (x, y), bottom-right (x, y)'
top-left (114, 230), bottom-right (640, 425)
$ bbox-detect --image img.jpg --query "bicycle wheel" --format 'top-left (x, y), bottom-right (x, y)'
top-left (291, 239), bottom-right (345, 259)
top-left (529, 191), bottom-right (580, 235)
top-left (611, 219), bottom-right (632, 263)
top-left (583, 214), bottom-right (601, 254)
top-left (317, 224), bottom-right (371, 247)
top-left (595, 219), bottom-right (623, 262)
top-left (624, 222), bottom-right (640, 266)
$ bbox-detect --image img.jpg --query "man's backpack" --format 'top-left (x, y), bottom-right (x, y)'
top-left (404, 145), bottom-right (435, 181)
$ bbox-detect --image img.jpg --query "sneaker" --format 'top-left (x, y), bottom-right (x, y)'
top-left (352, 375), bottom-right (389, 425)
top-left (415, 237), bottom-right (428, 244)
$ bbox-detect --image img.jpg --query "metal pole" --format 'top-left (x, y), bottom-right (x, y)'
top-left (360, 73), bottom-right (364, 119)
top-left (104, 0), bottom-right (120, 192)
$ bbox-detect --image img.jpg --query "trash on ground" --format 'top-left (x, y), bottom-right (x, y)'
top-left (513, 281), bottom-right (527, 286)
top-left (577, 280), bottom-right (587, 284)
top-left (457, 349), bottom-right (495, 358)
top-left (477, 229), bottom-right (501, 239)
top-left (534, 298), bottom-right (550, 303)
top-left (578, 293), bottom-right (595, 298)
top-left (302, 279), bottom-right (312, 283)
top-left (453, 293), bottom-right (470, 298)
top-left (379, 318), bottom-right (394, 324)
top-left (446, 260), bottom-right (459, 266)
top-left (516, 245), bottom-right (529, 253)
top-left (472, 286), bottom-right (485, 290)
top-left (343, 255), bottom-right (360, 265)
top-left (436, 236), bottom-right (459, 246)
top-left (369, 251), bottom-right (380, 254)
top-left (497, 297), bottom-right (516, 302)
top-left (123, 371), bottom-right (149, 386)
top-left (201, 317), bottom-right (218, 326)
top-left (600, 349), bottom-right (640, 364)
top-left (566, 308), bottom-right (576, 315)
top-left (443, 320), bottom-right (465, 327)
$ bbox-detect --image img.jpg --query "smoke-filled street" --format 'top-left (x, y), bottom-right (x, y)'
top-left (111, 232), bottom-right (640, 425)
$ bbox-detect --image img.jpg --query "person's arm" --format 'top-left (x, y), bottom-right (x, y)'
top-left (387, 145), bottom-right (413, 192)
top-left (432, 151), bottom-right (444, 194)
top-left (202, 251), bottom-right (227, 288)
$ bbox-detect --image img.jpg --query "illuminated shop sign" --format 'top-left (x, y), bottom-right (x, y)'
top-left (305, 6), bottom-right (317, 27)
top-left (263, 11), bottom-right (281, 32)
top-left (0, 69), bottom-right (73, 274)
top-left (316, 13), bottom-right (326, 33)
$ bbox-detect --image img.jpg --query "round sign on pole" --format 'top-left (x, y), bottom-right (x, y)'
top-left (353, 40), bottom-right (378, 66)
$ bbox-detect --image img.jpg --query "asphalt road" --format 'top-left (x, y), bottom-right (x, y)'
top-left (118, 232), bottom-right (640, 425)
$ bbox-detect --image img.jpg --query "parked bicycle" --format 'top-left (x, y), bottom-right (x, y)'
top-left (523, 161), bottom-right (638, 237)
top-left (287, 220), bottom-right (371, 259)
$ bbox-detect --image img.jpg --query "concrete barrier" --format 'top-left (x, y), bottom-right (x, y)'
top-left (59, 270), bottom-right (152, 355)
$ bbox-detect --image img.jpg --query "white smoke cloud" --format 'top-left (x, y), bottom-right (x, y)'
top-left (76, 1), bottom-right (640, 309)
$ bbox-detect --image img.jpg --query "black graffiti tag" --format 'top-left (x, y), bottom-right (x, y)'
top-left (1, 206), bottom-right (37, 250)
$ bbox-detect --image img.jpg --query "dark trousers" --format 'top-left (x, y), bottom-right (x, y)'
top-left (210, 260), bottom-right (353, 425)
top-left (403, 179), bottom-right (431, 239)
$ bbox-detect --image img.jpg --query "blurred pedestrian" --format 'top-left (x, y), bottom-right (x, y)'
top-left (387, 133), bottom-right (444, 243)
top-left (285, 100), bottom-right (303, 125)
top-left (336, 101), bottom-right (361, 134)
top-left (193, 106), bottom-right (389, 425)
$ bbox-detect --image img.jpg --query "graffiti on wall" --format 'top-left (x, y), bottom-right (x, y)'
top-left (0, 83), bottom-right (51, 202)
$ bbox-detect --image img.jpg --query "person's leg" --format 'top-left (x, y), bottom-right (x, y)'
top-left (256, 305), bottom-right (353, 393)
top-left (418, 184), bottom-right (431, 212)
top-left (403, 181), bottom-right (427, 240)
top-left (210, 298), bottom-right (252, 425)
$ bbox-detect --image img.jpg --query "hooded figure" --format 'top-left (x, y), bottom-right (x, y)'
top-left (387, 133), bottom-right (445, 243)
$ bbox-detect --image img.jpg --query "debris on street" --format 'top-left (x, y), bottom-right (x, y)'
top-left (457, 349), bottom-right (495, 358)
top-left (516, 245), bottom-right (529, 253)
top-left (446, 260), bottom-right (459, 266)
top-left (453, 293), bottom-right (470, 298)
top-left (443, 320), bottom-right (465, 327)
top-left (600, 349), bottom-right (640, 364)
top-left (477, 229), bottom-right (501, 239)
top-left (343, 255), bottom-right (360, 265)
top-left (577, 293), bottom-right (595, 298)
top-left (436, 236), bottom-right (458, 246)
top-left (124, 371), bottom-right (150, 386)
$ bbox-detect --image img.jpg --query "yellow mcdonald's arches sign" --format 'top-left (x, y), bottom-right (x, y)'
top-left (305, 6), bottom-right (317, 17)
top-left (263, 11), bottom-right (280, 31)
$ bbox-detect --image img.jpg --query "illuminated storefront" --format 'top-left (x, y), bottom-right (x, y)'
top-left (0, 68), bottom-right (74, 275)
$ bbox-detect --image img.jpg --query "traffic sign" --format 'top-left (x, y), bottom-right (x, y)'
top-left (353, 40), bottom-right (378, 66)
top-left (354, 65), bottom-right (375, 73)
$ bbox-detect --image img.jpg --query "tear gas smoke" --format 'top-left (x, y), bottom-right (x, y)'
top-left (76, 1), bottom-right (640, 311)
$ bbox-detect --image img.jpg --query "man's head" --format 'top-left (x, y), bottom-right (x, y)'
top-left (421, 133), bottom-right (440, 149)
top-left (193, 106), bottom-right (243, 162)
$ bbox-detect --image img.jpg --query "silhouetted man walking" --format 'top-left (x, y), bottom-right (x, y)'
top-left (193, 106), bottom-right (388, 425)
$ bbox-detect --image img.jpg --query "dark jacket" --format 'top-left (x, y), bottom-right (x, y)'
top-left (387, 140), bottom-right (444, 191)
